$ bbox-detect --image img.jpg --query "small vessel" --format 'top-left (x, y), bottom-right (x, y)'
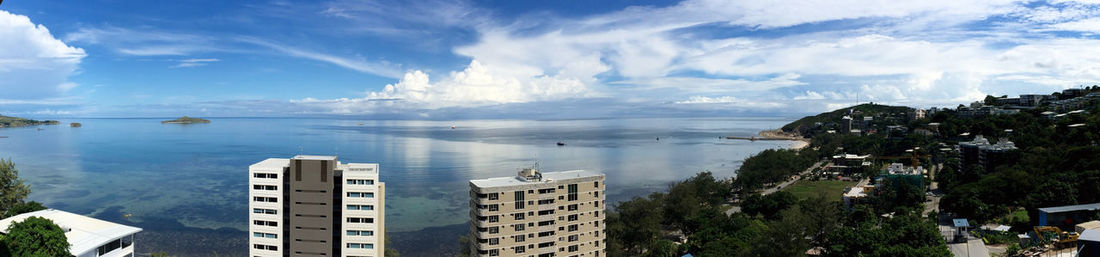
top-left (556, 141), bottom-right (566, 146)
top-left (123, 213), bottom-right (133, 218)
top-left (357, 122), bottom-right (364, 126)
top-left (451, 125), bottom-right (457, 129)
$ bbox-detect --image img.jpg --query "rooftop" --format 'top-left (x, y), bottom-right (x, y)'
top-left (1039, 202), bottom-right (1100, 213)
top-left (470, 170), bottom-right (603, 188)
top-left (953, 218), bottom-right (970, 228)
top-left (292, 155), bottom-right (338, 161)
top-left (0, 209), bottom-right (142, 255)
top-left (1081, 229), bottom-right (1100, 242)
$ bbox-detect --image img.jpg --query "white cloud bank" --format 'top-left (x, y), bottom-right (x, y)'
top-left (0, 10), bottom-right (86, 102)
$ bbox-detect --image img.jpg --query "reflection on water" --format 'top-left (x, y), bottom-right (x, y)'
top-left (0, 117), bottom-right (794, 252)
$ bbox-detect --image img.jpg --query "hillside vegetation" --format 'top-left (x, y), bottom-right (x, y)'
top-left (0, 115), bottom-right (59, 128)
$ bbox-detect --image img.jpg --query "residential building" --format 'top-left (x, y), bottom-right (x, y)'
top-left (959, 136), bottom-right (1019, 173)
top-left (468, 168), bottom-right (606, 257)
top-left (249, 155), bottom-right (385, 257)
top-left (0, 209), bottom-right (142, 257)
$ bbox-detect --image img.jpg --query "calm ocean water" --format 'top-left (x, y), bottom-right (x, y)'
top-left (0, 117), bottom-right (795, 255)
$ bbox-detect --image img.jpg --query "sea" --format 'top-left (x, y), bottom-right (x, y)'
top-left (0, 117), bottom-right (797, 256)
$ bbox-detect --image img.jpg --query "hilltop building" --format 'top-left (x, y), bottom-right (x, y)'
top-left (959, 136), bottom-right (1019, 173)
top-left (0, 209), bottom-right (142, 257)
top-left (469, 168), bottom-right (606, 257)
top-left (249, 155), bottom-right (385, 257)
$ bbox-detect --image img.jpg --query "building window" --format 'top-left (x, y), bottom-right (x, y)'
top-left (489, 249), bottom-right (499, 256)
top-left (488, 193), bottom-right (498, 200)
top-left (515, 213), bottom-right (525, 220)
top-left (569, 245), bottom-right (579, 252)
top-left (567, 204), bottom-right (578, 211)
top-left (253, 220), bottom-right (277, 226)
top-left (253, 197), bottom-right (277, 203)
top-left (516, 234), bottom-right (526, 242)
top-left (489, 238), bottom-right (499, 245)
top-left (253, 244), bottom-right (277, 251)
top-left (567, 184), bottom-right (578, 201)
top-left (488, 204), bottom-right (498, 211)
top-left (347, 204), bottom-right (374, 211)
top-left (347, 230), bottom-right (374, 236)
top-left (568, 214), bottom-right (578, 221)
top-left (346, 179), bottom-right (375, 185)
top-left (515, 223), bottom-right (525, 231)
top-left (346, 217), bottom-right (374, 223)
top-left (347, 243), bottom-right (374, 249)
top-left (253, 232), bottom-right (278, 239)
top-left (568, 224), bottom-right (578, 232)
top-left (347, 192), bottom-right (374, 198)
top-left (488, 226), bottom-right (499, 234)
top-left (253, 185), bottom-right (277, 190)
top-left (488, 215), bottom-right (498, 223)
top-left (568, 235), bottom-right (578, 242)
top-left (253, 173), bottom-right (277, 179)
top-left (516, 245), bottom-right (526, 253)
top-left (252, 208), bottom-right (277, 214)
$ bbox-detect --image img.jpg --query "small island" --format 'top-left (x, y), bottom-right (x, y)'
top-left (0, 115), bottom-right (60, 128)
top-left (161, 116), bottom-right (211, 124)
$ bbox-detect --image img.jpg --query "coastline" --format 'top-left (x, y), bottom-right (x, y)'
top-left (788, 139), bottom-right (810, 150)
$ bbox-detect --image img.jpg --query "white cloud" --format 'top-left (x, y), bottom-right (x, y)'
top-left (1046, 17), bottom-right (1100, 33)
top-left (291, 60), bottom-right (596, 113)
top-left (0, 10), bottom-right (86, 100)
top-left (64, 27), bottom-right (214, 56)
top-left (239, 37), bottom-right (404, 78)
top-left (173, 58), bottom-right (221, 68)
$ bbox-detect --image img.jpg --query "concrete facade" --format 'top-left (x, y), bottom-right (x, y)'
top-left (250, 155), bottom-right (385, 257)
top-left (469, 169), bottom-right (606, 257)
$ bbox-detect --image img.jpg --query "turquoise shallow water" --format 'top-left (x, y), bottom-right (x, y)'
top-left (0, 117), bottom-right (793, 253)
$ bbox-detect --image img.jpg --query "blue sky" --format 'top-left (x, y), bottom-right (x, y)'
top-left (2, 0), bottom-right (1100, 118)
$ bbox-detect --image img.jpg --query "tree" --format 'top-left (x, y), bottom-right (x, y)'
top-left (1, 216), bottom-right (70, 257)
top-left (3, 201), bottom-right (46, 218)
top-left (0, 158), bottom-right (31, 216)
top-left (151, 252), bottom-right (170, 257)
top-left (456, 235), bottom-right (472, 257)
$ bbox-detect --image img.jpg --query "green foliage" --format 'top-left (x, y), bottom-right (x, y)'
top-left (151, 252), bottom-right (170, 257)
top-left (781, 103), bottom-right (914, 136)
top-left (741, 191), bottom-right (798, 220)
top-left (3, 201), bottom-right (46, 218)
top-left (0, 115), bottom-right (59, 128)
top-left (823, 210), bottom-right (951, 257)
top-left (0, 158), bottom-right (31, 217)
top-left (735, 148), bottom-right (816, 190)
top-left (1, 216), bottom-right (70, 257)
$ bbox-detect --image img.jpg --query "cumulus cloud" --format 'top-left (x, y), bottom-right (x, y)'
top-left (290, 60), bottom-right (596, 113)
top-left (0, 10), bottom-right (86, 101)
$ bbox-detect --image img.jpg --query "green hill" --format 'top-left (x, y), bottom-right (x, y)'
top-left (0, 115), bottom-right (60, 128)
top-left (781, 103), bottom-right (913, 136)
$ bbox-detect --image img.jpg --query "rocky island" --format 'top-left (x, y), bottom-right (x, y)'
top-left (161, 116), bottom-right (211, 124)
top-left (0, 115), bottom-right (60, 128)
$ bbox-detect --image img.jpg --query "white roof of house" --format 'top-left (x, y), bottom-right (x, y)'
top-left (0, 209), bottom-right (142, 255)
top-left (470, 170), bottom-right (603, 188)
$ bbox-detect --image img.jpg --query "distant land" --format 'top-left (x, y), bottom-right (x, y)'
top-left (0, 115), bottom-right (60, 128)
top-left (161, 116), bottom-right (211, 124)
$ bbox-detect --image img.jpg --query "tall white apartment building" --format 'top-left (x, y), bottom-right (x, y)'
top-left (469, 168), bottom-right (606, 257)
top-left (250, 155), bottom-right (385, 257)
top-left (0, 209), bottom-right (142, 257)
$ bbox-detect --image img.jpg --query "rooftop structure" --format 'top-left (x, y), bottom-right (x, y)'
top-left (1038, 202), bottom-right (1100, 228)
top-left (886, 163), bottom-right (924, 175)
top-left (959, 135), bottom-right (1019, 173)
top-left (0, 209), bottom-right (142, 257)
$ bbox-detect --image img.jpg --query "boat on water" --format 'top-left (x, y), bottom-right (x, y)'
top-left (556, 141), bottom-right (566, 146)
top-left (451, 125), bottom-right (456, 129)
